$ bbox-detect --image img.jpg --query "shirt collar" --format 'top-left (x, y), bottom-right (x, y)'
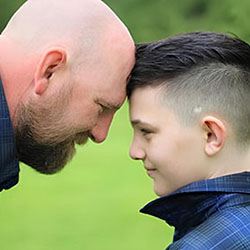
top-left (0, 76), bottom-right (19, 191)
top-left (140, 172), bottom-right (250, 240)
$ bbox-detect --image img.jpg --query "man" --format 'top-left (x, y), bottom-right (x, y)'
top-left (0, 0), bottom-right (135, 191)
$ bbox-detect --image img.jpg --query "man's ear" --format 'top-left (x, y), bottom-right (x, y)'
top-left (34, 48), bottom-right (67, 95)
top-left (202, 116), bottom-right (226, 156)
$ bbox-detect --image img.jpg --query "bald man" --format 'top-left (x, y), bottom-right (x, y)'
top-left (0, 0), bottom-right (135, 191)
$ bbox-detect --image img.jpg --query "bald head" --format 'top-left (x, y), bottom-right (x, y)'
top-left (0, 0), bottom-right (135, 115)
top-left (2, 0), bottom-right (133, 54)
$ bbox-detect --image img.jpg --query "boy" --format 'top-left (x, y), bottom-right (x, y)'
top-left (127, 32), bottom-right (250, 249)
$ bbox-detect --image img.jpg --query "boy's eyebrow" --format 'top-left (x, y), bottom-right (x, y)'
top-left (131, 119), bottom-right (142, 126)
top-left (131, 119), bottom-right (156, 129)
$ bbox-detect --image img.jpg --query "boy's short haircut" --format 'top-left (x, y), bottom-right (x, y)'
top-left (127, 32), bottom-right (250, 145)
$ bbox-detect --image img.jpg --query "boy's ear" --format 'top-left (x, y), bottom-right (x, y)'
top-left (202, 116), bottom-right (226, 156)
top-left (34, 48), bottom-right (67, 95)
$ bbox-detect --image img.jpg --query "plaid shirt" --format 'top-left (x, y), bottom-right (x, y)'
top-left (0, 77), bottom-right (19, 191)
top-left (141, 172), bottom-right (250, 249)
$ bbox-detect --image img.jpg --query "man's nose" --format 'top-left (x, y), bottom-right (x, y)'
top-left (90, 113), bottom-right (114, 143)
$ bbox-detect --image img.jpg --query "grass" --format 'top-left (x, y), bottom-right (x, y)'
top-left (0, 103), bottom-right (174, 250)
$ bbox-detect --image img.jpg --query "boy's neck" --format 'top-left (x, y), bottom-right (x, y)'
top-left (209, 146), bottom-right (250, 179)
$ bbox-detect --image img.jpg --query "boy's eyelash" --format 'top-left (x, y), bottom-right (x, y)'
top-left (140, 128), bottom-right (152, 135)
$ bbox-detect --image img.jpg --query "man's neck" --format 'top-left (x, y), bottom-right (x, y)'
top-left (0, 36), bottom-right (36, 123)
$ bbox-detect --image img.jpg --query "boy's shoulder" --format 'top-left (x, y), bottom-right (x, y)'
top-left (167, 205), bottom-right (250, 250)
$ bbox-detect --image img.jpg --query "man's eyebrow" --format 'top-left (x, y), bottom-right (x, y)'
top-left (102, 101), bottom-right (123, 110)
top-left (95, 98), bottom-right (123, 111)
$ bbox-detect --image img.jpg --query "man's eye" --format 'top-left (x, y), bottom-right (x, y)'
top-left (99, 104), bottom-right (108, 114)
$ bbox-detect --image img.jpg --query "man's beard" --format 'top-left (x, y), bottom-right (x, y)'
top-left (14, 98), bottom-right (89, 174)
top-left (15, 125), bottom-right (76, 174)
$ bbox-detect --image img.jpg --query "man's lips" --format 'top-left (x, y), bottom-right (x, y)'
top-left (73, 132), bottom-right (89, 145)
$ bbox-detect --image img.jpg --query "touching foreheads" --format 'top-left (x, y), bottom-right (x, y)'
top-left (127, 32), bottom-right (250, 144)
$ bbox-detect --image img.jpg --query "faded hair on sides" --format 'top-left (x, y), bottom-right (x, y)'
top-left (127, 32), bottom-right (250, 145)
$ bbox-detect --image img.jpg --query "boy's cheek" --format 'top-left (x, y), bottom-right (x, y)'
top-left (152, 173), bottom-right (177, 197)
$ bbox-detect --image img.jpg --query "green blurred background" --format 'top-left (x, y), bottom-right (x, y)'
top-left (1, 0), bottom-right (250, 249)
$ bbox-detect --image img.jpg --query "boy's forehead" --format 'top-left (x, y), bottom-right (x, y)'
top-left (129, 86), bottom-right (176, 125)
top-left (129, 85), bottom-right (202, 131)
top-left (129, 86), bottom-right (160, 113)
top-left (130, 85), bottom-right (163, 104)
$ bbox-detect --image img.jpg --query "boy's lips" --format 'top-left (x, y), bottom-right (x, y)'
top-left (144, 166), bottom-right (157, 177)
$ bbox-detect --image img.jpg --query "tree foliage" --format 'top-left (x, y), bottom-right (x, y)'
top-left (0, 0), bottom-right (25, 32)
top-left (103, 0), bottom-right (250, 42)
top-left (1, 0), bottom-right (250, 43)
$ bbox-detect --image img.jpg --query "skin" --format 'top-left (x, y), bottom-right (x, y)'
top-left (0, 0), bottom-right (135, 173)
top-left (129, 86), bottom-right (250, 197)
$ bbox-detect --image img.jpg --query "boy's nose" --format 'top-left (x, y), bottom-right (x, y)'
top-left (129, 139), bottom-right (145, 160)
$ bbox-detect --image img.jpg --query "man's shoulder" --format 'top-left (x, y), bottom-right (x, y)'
top-left (167, 205), bottom-right (250, 250)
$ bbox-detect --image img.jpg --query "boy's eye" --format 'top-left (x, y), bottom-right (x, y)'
top-left (140, 128), bottom-right (152, 136)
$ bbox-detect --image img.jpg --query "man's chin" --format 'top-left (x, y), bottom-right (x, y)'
top-left (17, 140), bottom-right (77, 175)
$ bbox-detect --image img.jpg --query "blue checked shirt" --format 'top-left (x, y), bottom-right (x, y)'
top-left (140, 172), bottom-right (250, 249)
top-left (0, 77), bottom-right (19, 191)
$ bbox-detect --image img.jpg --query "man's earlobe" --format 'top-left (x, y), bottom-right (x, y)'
top-left (34, 48), bottom-right (67, 95)
top-left (202, 116), bottom-right (226, 156)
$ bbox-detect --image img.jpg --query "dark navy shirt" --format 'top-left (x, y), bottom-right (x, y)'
top-left (141, 172), bottom-right (250, 249)
top-left (0, 77), bottom-right (19, 191)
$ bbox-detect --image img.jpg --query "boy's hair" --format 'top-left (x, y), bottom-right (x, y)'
top-left (127, 32), bottom-right (250, 145)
